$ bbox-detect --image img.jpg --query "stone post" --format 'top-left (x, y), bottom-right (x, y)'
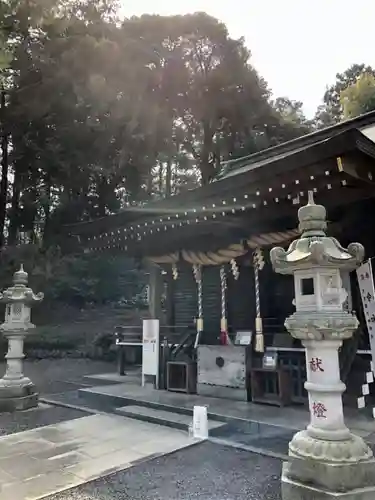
top-left (0, 265), bottom-right (43, 411)
top-left (270, 191), bottom-right (375, 499)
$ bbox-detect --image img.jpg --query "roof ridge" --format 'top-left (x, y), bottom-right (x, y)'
top-left (215, 109), bottom-right (375, 181)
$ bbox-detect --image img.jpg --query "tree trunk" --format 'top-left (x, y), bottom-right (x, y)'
top-left (166, 158), bottom-right (172, 197)
top-left (42, 177), bottom-right (52, 248)
top-left (0, 90), bottom-right (8, 248)
top-left (8, 3), bottom-right (30, 246)
top-left (8, 167), bottom-right (21, 245)
top-left (158, 160), bottom-right (164, 195)
top-left (146, 169), bottom-right (153, 197)
top-left (199, 122), bottom-right (215, 185)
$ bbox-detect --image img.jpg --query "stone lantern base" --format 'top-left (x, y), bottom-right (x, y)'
top-left (282, 431), bottom-right (375, 499)
top-left (0, 378), bottom-right (38, 412)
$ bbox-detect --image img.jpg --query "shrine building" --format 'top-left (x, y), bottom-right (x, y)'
top-left (62, 110), bottom-right (375, 406)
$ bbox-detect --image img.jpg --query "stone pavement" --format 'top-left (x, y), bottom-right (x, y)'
top-left (0, 413), bottom-right (195, 500)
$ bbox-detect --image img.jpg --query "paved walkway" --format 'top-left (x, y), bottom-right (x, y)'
top-left (0, 413), bottom-right (195, 500)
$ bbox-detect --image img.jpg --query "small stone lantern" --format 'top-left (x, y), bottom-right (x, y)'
top-left (270, 192), bottom-right (375, 499)
top-left (0, 265), bottom-right (43, 411)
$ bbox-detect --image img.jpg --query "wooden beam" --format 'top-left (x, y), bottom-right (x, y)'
top-left (148, 263), bottom-right (163, 320)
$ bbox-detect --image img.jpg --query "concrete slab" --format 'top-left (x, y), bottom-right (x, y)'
top-left (0, 413), bottom-right (196, 500)
top-left (84, 372), bottom-right (140, 385)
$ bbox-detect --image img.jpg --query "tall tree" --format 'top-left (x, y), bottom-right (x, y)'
top-left (6, 0), bottom-right (126, 243)
top-left (121, 13), bottom-right (285, 185)
top-left (314, 63), bottom-right (375, 128)
top-left (0, 89), bottom-right (9, 248)
top-left (340, 73), bottom-right (375, 119)
top-left (270, 97), bottom-right (313, 141)
top-left (1, 7), bottom-right (313, 247)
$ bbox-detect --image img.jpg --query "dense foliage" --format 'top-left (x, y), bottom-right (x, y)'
top-left (314, 64), bottom-right (375, 128)
top-left (0, 244), bottom-right (147, 306)
top-left (0, 1), bottom-right (313, 246)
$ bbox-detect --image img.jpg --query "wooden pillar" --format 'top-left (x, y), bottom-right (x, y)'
top-left (148, 263), bottom-right (163, 320)
top-left (165, 266), bottom-right (175, 328)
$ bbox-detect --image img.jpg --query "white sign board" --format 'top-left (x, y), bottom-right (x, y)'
top-left (142, 319), bottom-right (160, 387)
top-left (357, 260), bottom-right (375, 367)
top-left (192, 405), bottom-right (208, 439)
top-left (235, 331), bottom-right (253, 345)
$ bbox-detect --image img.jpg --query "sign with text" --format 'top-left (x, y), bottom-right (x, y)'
top-left (357, 260), bottom-right (375, 367)
top-left (235, 331), bottom-right (253, 346)
top-left (142, 319), bottom-right (160, 387)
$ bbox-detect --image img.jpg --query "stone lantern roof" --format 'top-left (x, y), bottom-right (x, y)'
top-left (270, 191), bottom-right (365, 274)
top-left (0, 265), bottom-right (44, 305)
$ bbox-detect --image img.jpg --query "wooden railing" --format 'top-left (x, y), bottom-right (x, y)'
top-left (114, 324), bottom-right (195, 378)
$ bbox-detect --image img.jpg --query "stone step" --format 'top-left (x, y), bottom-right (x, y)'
top-left (115, 405), bottom-right (225, 432)
top-left (78, 385), bottom-right (197, 417)
top-left (84, 372), bottom-right (141, 386)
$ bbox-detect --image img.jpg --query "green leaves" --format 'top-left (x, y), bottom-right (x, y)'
top-left (1, 5), bottom-right (315, 248)
top-left (340, 73), bottom-right (375, 119)
top-left (314, 64), bottom-right (375, 127)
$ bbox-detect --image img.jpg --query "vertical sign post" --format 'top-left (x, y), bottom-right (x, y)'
top-left (142, 319), bottom-right (160, 388)
top-left (357, 259), bottom-right (375, 367)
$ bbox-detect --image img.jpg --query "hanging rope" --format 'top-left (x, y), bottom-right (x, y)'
top-left (193, 264), bottom-right (203, 348)
top-left (253, 248), bottom-right (265, 353)
top-left (172, 263), bottom-right (178, 280)
top-left (220, 266), bottom-right (231, 345)
top-left (230, 258), bottom-right (240, 280)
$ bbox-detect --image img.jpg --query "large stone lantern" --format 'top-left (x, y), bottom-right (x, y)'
top-left (270, 191), bottom-right (375, 499)
top-left (0, 265), bottom-right (43, 411)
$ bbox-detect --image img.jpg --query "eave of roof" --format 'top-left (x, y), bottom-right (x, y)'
top-left (63, 126), bottom-right (375, 239)
top-left (216, 109), bottom-right (375, 180)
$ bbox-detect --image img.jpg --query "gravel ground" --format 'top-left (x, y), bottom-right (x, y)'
top-left (47, 442), bottom-right (282, 500)
top-left (20, 359), bottom-right (115, 395)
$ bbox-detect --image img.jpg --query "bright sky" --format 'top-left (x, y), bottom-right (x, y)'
top-left (121, 0), bottom-right (375, 118)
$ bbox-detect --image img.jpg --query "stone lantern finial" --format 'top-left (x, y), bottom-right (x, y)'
top-left (298, 190), bottom-right (327, 237)
top-left (13, 264), bottom-right (28, 286)
top-left (270, 190), bottom-right (364, 274)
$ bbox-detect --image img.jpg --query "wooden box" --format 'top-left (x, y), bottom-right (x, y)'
top-left (167, 361), bottom-right (197, 394)
top-left (250, 367), bottom-right (292, 407)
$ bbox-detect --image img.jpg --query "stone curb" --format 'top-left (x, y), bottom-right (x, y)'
top-left (208, 436), bottom-right (288, 460)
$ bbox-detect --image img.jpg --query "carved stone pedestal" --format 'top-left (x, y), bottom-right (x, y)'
top-left (282, 455), bottom-right (375, 499)
top-left (0, 332), bottom-right (38, 411)
top-left (0, 379), bottom-right (38, 412)
top-left (282, 428), bottom-right (375, 499)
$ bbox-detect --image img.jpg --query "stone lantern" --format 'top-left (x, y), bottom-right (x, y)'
top-left (270, 191), bottom-right (375, 499)
top-left (0, 265), bottom-right (43, 411)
